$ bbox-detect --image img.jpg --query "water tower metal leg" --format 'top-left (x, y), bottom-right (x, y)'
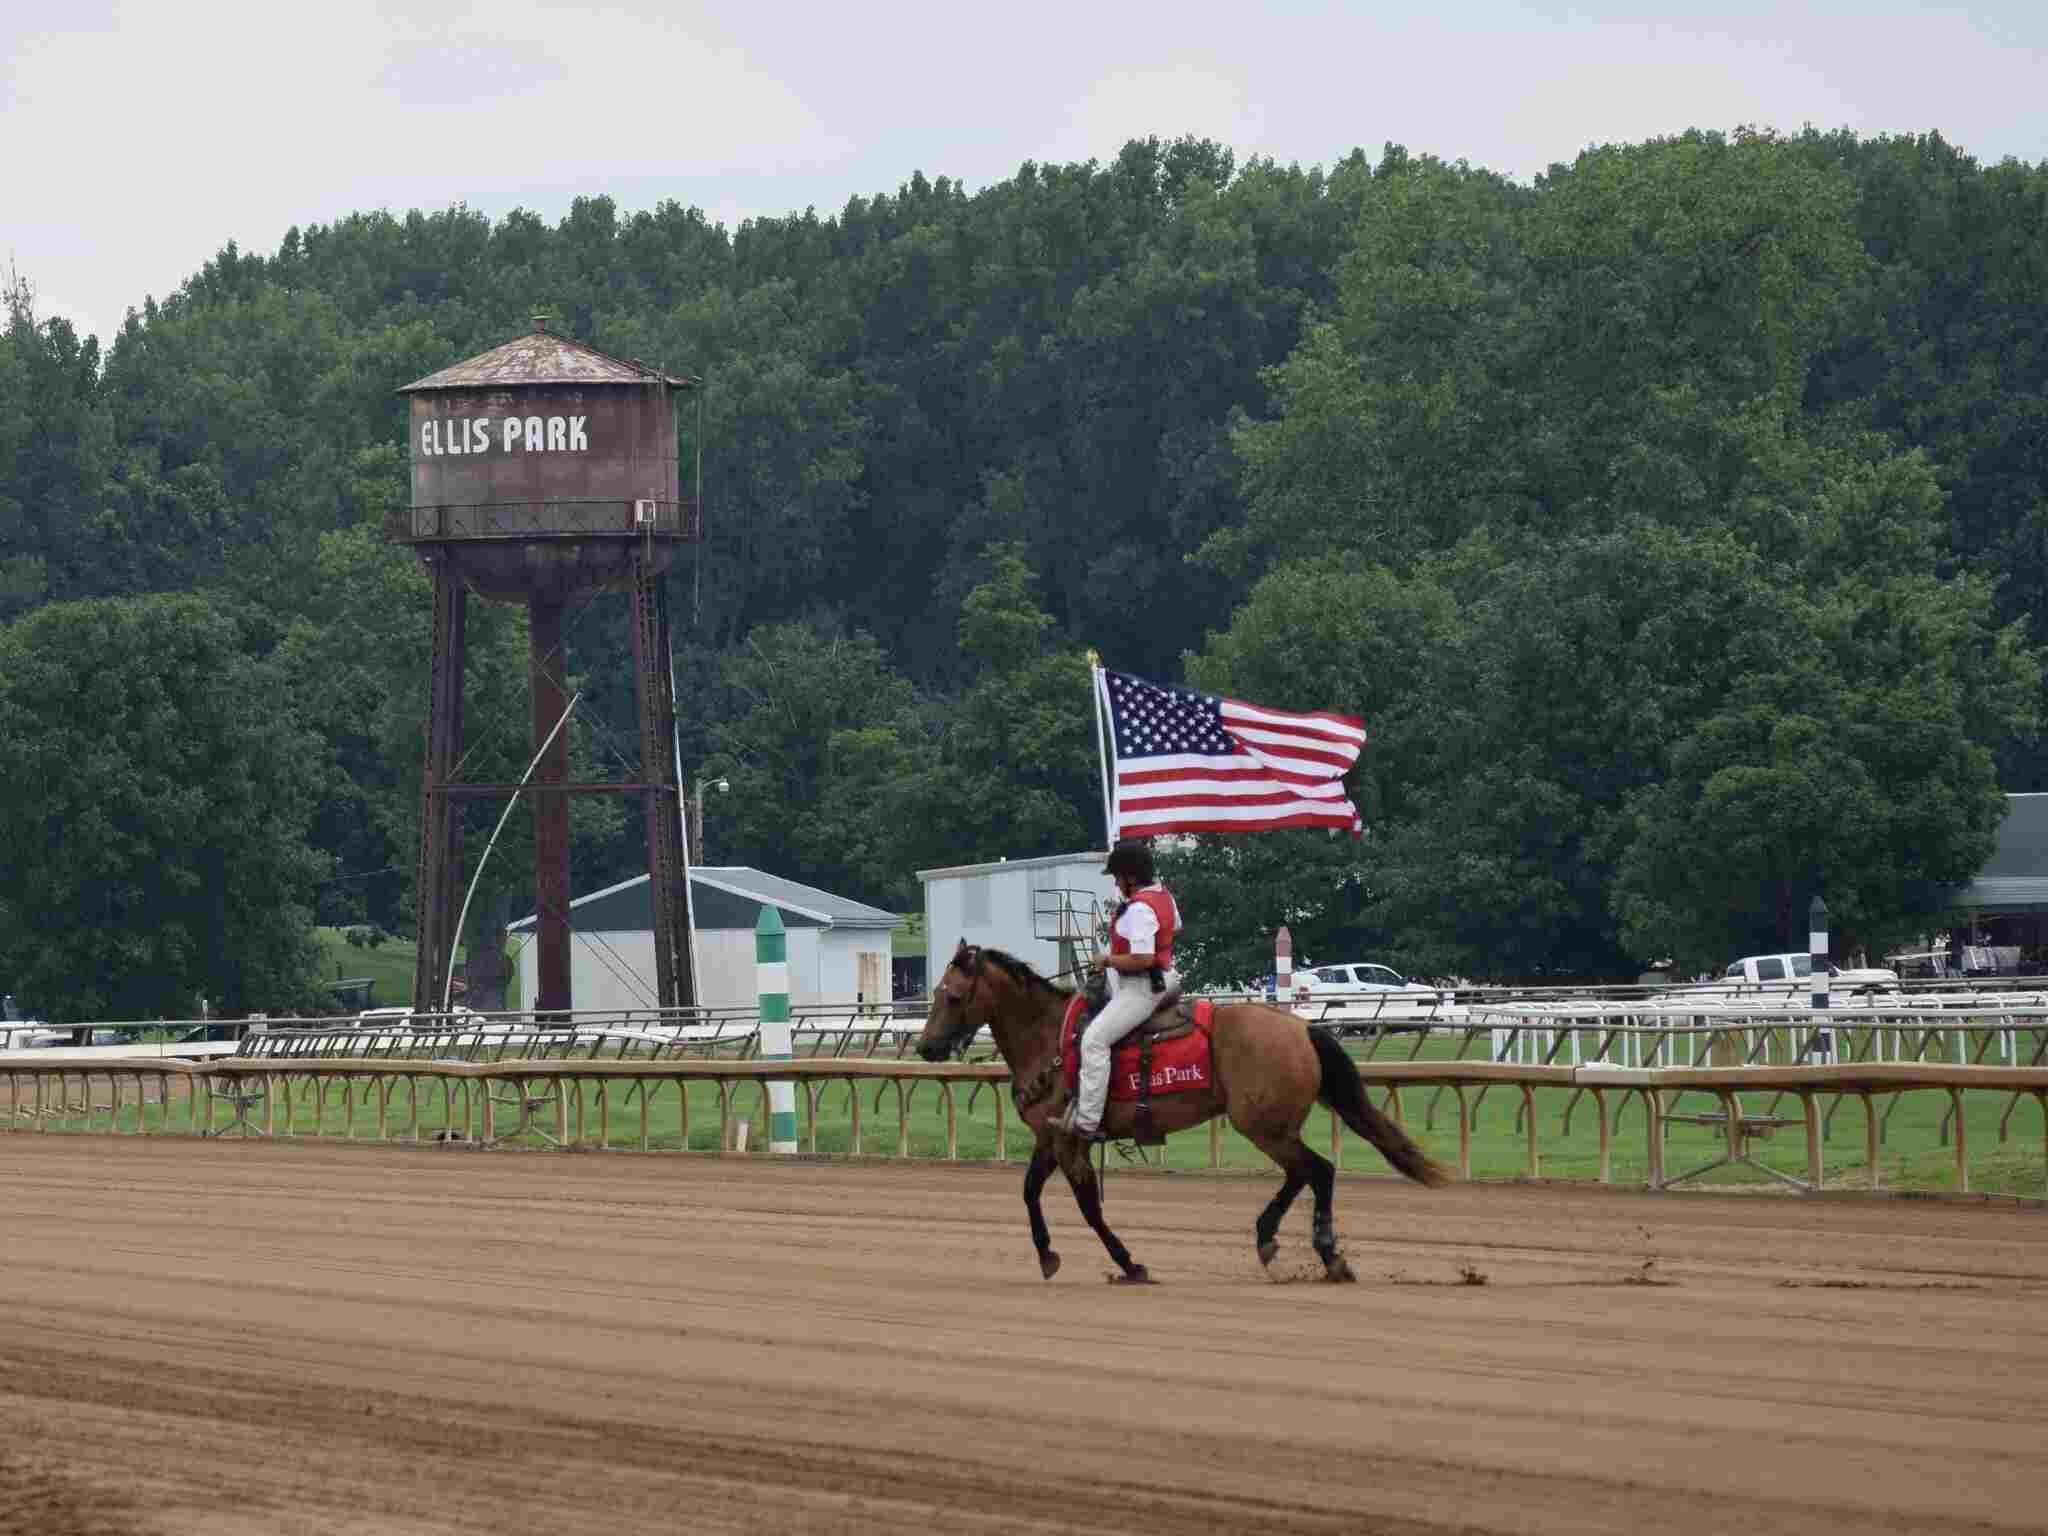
top-left (631, 553), bottom-right (694, 1008)
top-left (412, 563), bottom-right (467, 1016)
top-left (530, 596), bottom-right (573, 1017)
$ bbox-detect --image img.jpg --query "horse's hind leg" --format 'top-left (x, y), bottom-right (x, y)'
top-left (1058, 1144), bottom-right (1150, 1283)
top-left (1243, 1129), bottom-right (1353, 1282)
top-left (1300, 1146), bottom-right (1355, 1283)
top-left (1254, 1163), bottom-right (1307, 1269)
top-left (1024, 1143), bottom-right (1061, 1280)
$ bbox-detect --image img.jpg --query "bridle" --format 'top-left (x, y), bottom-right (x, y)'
top-left (929, 944), bottom-right (988, 1059)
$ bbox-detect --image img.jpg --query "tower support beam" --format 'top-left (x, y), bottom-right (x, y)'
top-left (411, 561), bottom-right (467, 1016)
top-left (530, 596), bottom-right (572, 1017)
top-left (632, 548), bottom-right (695, 1008)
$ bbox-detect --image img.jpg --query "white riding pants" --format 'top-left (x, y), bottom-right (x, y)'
top-left (1073, 966), bottom-right (1181, 1132)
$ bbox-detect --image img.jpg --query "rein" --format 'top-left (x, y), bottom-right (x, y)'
top-left (1013, 1059), bottom-right (1062, 1113)
top-left (934, 944), bottom-right (1072, 1107)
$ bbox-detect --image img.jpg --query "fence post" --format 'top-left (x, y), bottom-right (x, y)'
top-left (1275, 924), bottom-right (1292, 1006)
top-left (1809, 893), bottom-right (1831, 1062)
top-left (755, 906), bottom-right (799, 1154)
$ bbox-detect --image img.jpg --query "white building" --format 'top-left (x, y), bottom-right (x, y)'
top-left (918, 850), bottom-right (1110, 982)
top-left (508, 867), bottom-right (898, 1014)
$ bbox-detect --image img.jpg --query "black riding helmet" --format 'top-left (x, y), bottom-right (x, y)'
top-left (1104, 838), bottom-right (1155, 885)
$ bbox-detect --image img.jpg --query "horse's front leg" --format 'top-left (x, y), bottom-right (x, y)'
top-left (1059, 1140), bottom-right (1153, 1284)
top-left (1024, 1141), bottom-right (1060, 1279)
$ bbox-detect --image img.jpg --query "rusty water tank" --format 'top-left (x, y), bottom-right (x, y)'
top-left (393, 320), bottom-right (699, 597)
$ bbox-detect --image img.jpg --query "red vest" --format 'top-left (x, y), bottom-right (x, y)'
top-left (1109, 887), bottom-right (1177, 971)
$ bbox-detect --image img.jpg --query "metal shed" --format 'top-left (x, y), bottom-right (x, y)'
top-left (508, 867), bottom-right (897, 1014)
top-left (918, 850), bottom-right (1110, 983)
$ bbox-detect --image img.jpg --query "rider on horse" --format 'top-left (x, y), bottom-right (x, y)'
top-left (1047, 839), bottom-right (1182, 1141)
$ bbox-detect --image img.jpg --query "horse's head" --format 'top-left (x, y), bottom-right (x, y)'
top-left (918, 941), bottom-right (992, 1061)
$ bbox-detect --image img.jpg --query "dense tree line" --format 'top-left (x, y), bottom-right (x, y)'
top-left (1, 128), bottom-right (2044, 1013)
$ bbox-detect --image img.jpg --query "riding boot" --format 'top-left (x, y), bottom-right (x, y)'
top-left (1045, 1102), bottom-right (1103, 1140)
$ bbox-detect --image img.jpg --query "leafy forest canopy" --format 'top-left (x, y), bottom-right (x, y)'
top-left (2, 127), bottom-right (2045, 1015)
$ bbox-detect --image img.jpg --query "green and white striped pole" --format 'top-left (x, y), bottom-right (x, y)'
top-left (755, 905), bottom-right (799, 1154)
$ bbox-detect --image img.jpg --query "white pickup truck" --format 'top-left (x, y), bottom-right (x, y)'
top-left (1711, 953), bottom-right (1900, 997)
top-left (1, 1025), bottom-right (66, 1050)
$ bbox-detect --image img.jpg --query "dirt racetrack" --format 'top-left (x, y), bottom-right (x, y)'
top-left (4, 1139), bottom-right (2046, 1536)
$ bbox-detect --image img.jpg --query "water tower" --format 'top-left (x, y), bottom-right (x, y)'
top-left (392, 320), bottom-right (702, 1016)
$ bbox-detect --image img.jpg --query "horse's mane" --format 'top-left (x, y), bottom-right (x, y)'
top-left (976, 946), bottom-right (1074, 1000)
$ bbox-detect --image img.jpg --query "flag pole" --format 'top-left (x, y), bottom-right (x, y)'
top-left (1087, 650), bottom-right (1116, 847)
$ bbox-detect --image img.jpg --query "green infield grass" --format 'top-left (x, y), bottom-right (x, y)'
top-left (311, 927), bottom-right (441, 1015)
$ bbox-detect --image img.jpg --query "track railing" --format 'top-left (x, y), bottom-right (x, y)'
top-left (5, 1052), bottom-right (2048, 1196)
top-left (0, 1058), bottom-right (1007, 1161)
top-left (222, 1005), bottom-right (934, 1065)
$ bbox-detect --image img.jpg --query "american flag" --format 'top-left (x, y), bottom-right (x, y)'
top-left (1096, 667), bottom-right (1365, 837)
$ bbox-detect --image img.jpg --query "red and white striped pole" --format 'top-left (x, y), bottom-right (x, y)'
top-left (1275, 925), bottom-right (1293, 1007)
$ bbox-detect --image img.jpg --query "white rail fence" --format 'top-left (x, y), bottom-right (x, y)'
top-left (5, 1047), bottom-right (2047, 1196)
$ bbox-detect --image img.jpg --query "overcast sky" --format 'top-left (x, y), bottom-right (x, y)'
top-left (6, 0), bottom-right (2044, 347)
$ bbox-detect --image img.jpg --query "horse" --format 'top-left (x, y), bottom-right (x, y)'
top-left (918, 941), bottom-right (1450, 1283)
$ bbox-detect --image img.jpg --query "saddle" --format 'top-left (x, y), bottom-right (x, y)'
top-left (1078, 972), bottom-right (1195, 1042)
top-left (1063, 984), bottom-right (1213, 1147)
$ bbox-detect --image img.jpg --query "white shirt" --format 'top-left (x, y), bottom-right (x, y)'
top-left (1114, 899), bottom-right (1159, 954)
top-left (1111, 883), bottom-right (1179, 957)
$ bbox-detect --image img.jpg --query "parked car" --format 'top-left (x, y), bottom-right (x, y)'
top-left (1293, 963), bottom-right (1441, 1005)
top-left (1706, 954), bottom-right (1900, 997)
top-left (352, 1005), bottom-right (487, 1031)
top-left (2, 1024), bottom-right (67, 1050)
top-left (89, 1027), bottom-right (150, 1046)
top-left (1, 995), bottom-right (64, 1049)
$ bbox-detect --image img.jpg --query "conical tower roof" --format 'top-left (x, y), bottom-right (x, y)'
top-left (399, 319), bottom-right (695, 392)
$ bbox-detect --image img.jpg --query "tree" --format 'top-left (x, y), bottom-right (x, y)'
top-left (13, 127), bottom-right (2046, 986)
top-left (708, 621), bottom-right (923, 905)
top-left (1157, 835), bottom-right (1375, 991)
top-left (648, 282), bottom-right (870, 649)
top-left (1361, 522), bottom-right (1799, 979)
top-left (1177, 466), bottom-right (2035, 983)
top-left (1164, 553), bottom-right (1464, 986)
top-left (1193, 129), bottom-right (2040, 979)
top-left (0, 288), bottom-right (41, 617)
top-left (0, 275), bottom-right (115, 617)
top-left (0, 594), bottom-right (328, 1019)
top-left (1800, 131), bottom-right (2048, 786)
top-left (1613, 566), bottom-right (2038, 968)
top-left (278, 518), bottom-right (626, 947)
top-left (893, 543), bottom-right (1101, 877)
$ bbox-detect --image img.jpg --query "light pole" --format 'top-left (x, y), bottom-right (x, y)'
top-left (690, 773), bottom-right (729, 865)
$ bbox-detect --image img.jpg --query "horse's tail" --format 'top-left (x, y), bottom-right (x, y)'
top-left (1308, 1027), bottom-right (1452, 1187)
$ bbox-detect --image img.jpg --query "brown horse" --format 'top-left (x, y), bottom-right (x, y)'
top-left (918, 942), bottom-right (1450, 1283)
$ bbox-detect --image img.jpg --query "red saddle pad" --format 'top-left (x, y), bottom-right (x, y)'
top-left (1060, 995), bottom-right (1215, 1102)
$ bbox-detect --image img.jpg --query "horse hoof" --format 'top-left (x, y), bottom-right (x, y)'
top-left (1040, 1249), bottom-right (1062, 1281)
top-left (1321, 1254), bottom-right (1357, 1284)
top-left (1110, 1265), bottom-right (1155, 1286)
top-left (1257, 1240), bottom-right (1279, 1268)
